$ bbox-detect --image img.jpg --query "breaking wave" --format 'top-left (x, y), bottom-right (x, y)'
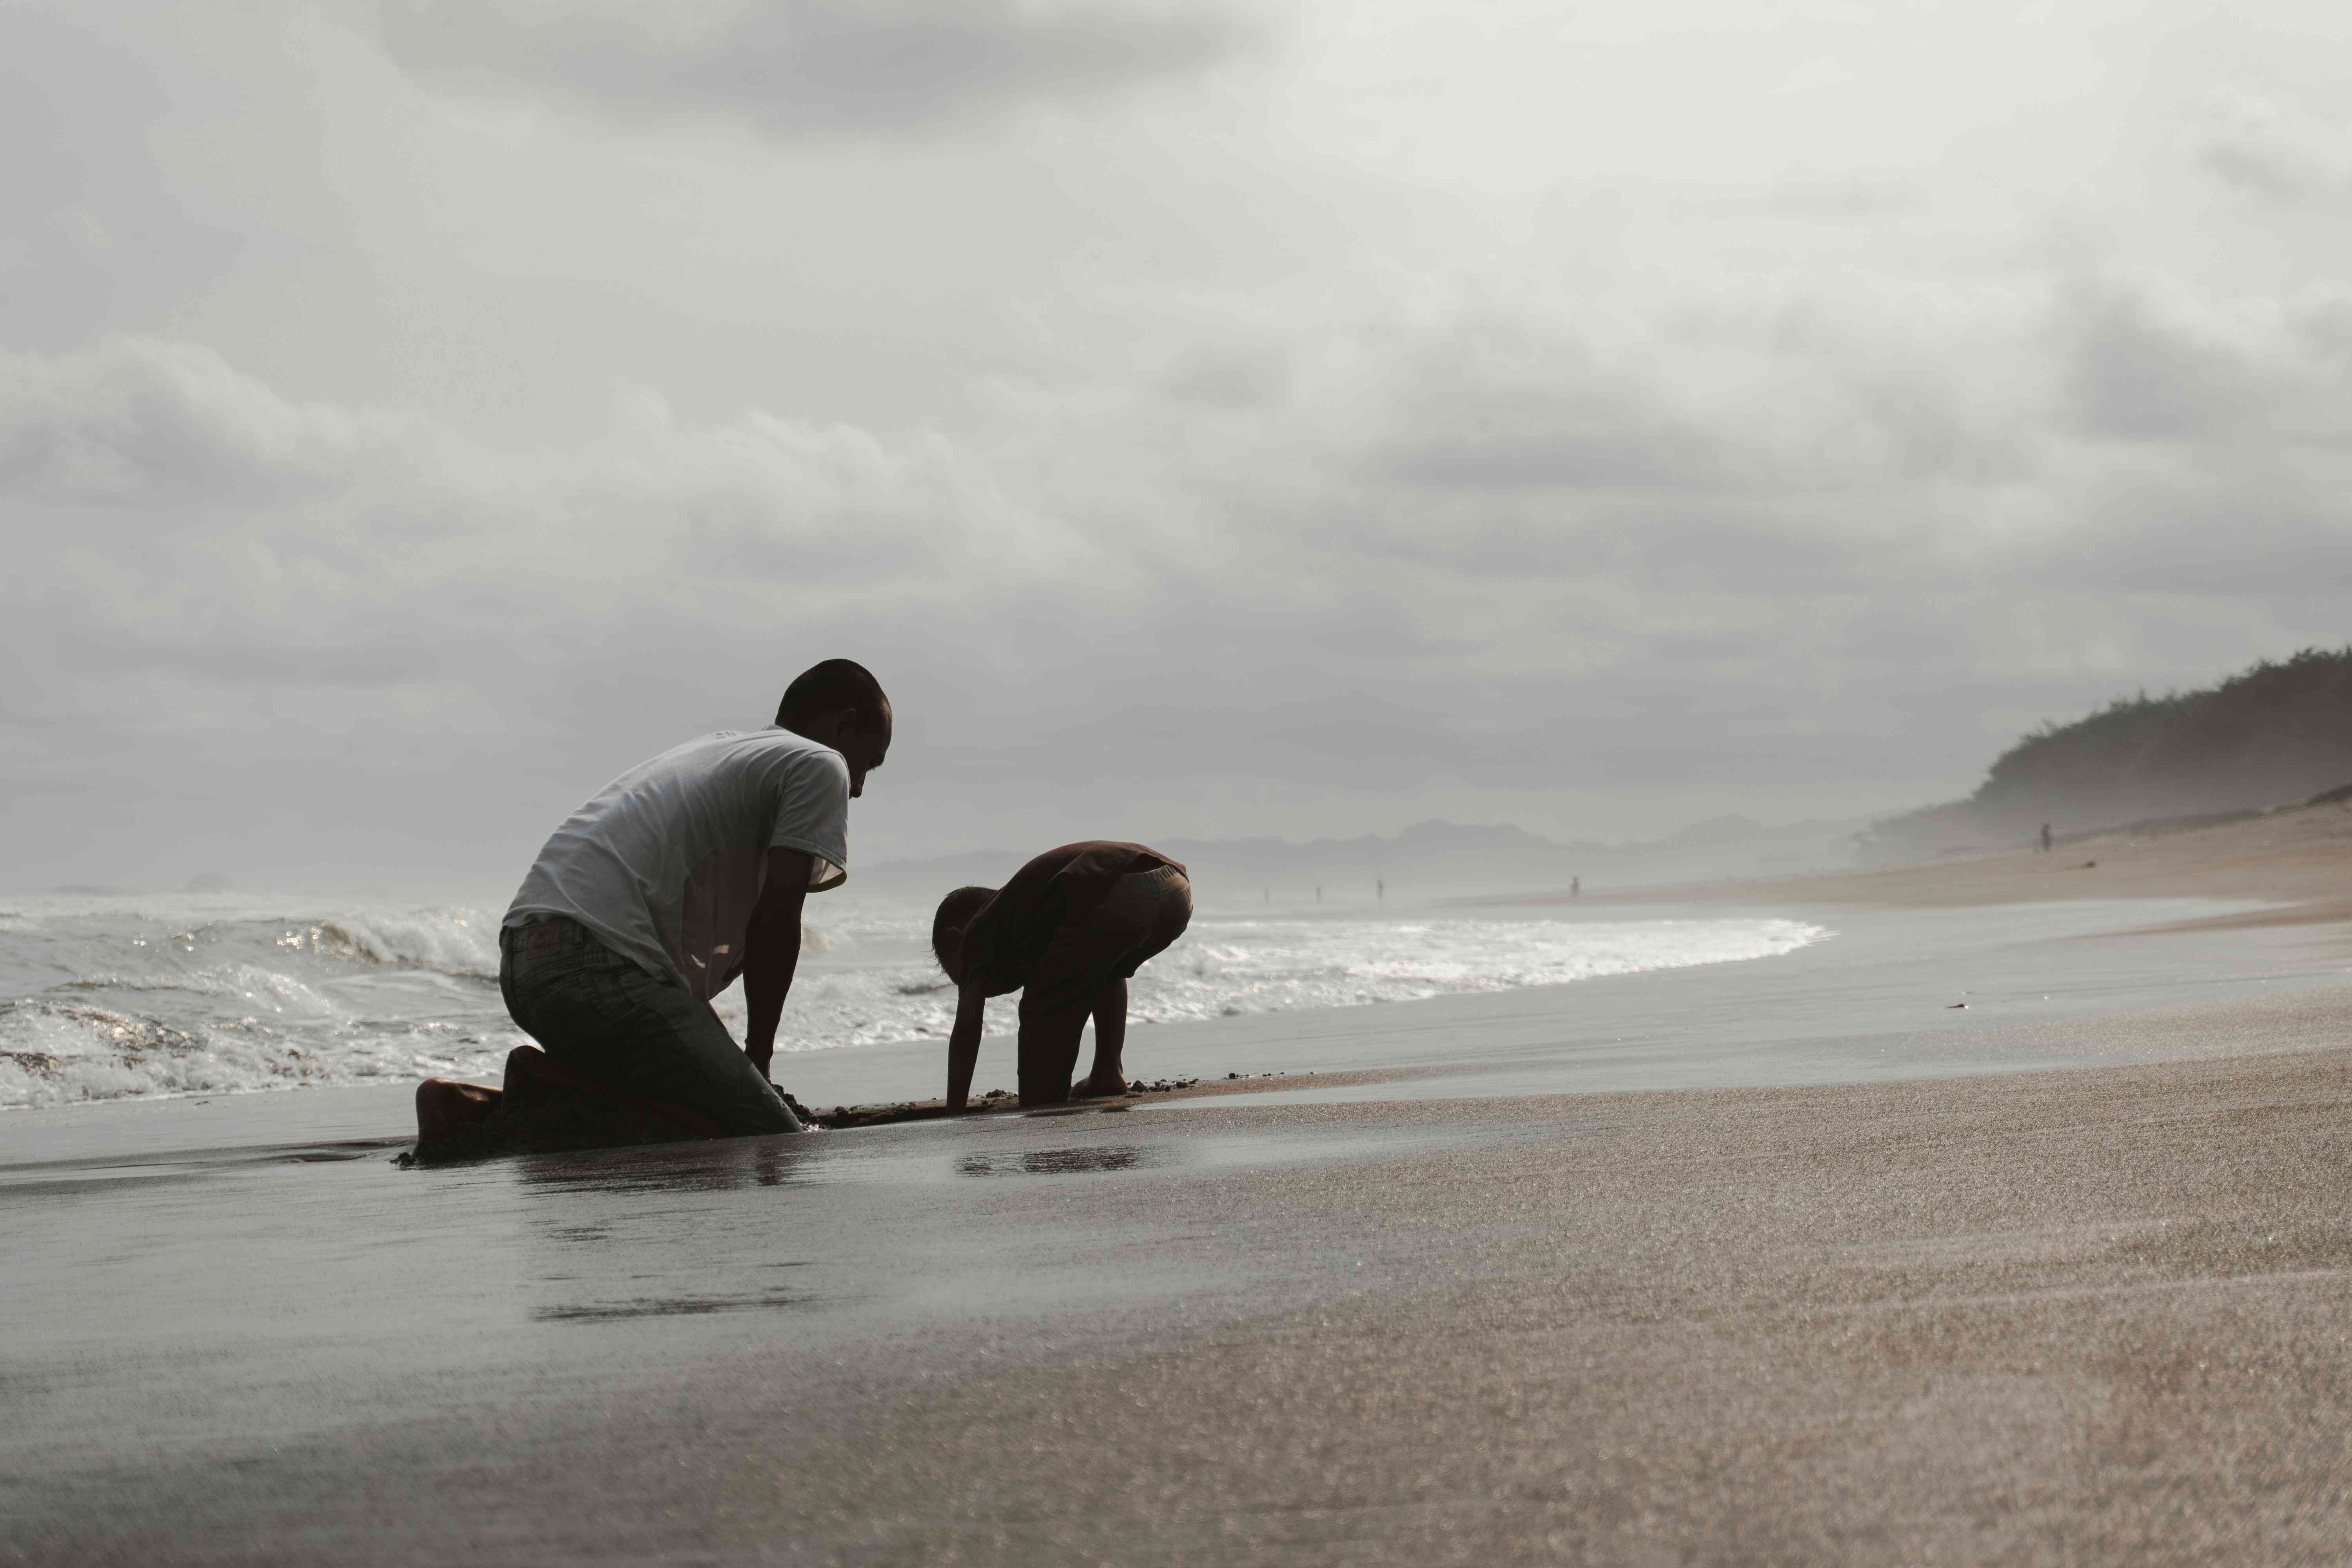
top-left (0, 890), bottom-right (1826, 1109)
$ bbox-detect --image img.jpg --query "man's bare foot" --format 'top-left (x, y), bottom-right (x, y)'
top-left (416, 1078), bottom-right (500, 1141)
top-left (1067, 1075), bottom-right (1127, 1100)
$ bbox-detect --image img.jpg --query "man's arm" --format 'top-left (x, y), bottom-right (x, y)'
top-left (945, 983), bottom-right (986, 1111)
top-left (742, 847), bottom-right (815, 1080)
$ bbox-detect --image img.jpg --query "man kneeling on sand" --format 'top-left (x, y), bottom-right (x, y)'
top-left (933, 842), bottom-right (1192, 1109)
top-left (486, 659), bottom-right (891, 1136)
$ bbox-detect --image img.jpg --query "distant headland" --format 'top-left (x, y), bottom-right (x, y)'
top-left (1862, 647), bottom-right (2352, 862)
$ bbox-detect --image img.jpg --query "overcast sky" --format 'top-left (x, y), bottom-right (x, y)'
top-left (7, 0), bottom-right (2352, 889)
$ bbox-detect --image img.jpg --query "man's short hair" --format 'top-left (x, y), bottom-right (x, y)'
top-left (933, 886), bottom-right (995, 976)
top-left (776, 659), bottom-right (891, 734)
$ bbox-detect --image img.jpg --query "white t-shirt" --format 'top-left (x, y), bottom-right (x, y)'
top-left (504, 728), bottom-right (851, 1000)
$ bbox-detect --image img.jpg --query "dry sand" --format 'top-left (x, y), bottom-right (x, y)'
top-left (8, 825), bottom-right (2352, 1564)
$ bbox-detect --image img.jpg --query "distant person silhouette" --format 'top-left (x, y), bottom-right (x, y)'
top-left (2040, 823), bottom-right (2053, 853)
top-left (1572, 876), bottom-right (1581, 898)
top-left (932, 842), bottom-right (1192, 1107)
top-left (1377, 878), bottom-right (1385, 904)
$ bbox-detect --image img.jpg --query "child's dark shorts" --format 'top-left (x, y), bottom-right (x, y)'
top-left (1020, 863), bottom-right (1193, 1023)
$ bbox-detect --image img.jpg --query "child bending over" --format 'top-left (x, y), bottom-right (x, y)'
top-left (932, 842), bottom-right (1192, 1108)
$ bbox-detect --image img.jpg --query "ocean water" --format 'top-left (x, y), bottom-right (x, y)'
top-left (0, 889), bottom-right (1827, 1110)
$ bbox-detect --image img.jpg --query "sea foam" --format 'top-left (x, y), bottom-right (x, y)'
top-left (0, 891), bottom-right (1827, 1109)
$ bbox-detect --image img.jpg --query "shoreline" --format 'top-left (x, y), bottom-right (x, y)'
top-left (7, 890), bottom-right (2343, 1156)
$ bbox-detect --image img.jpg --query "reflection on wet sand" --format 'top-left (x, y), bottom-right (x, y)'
top-left (452, 1111), bottom-right (1404, 1332)
top-left (512, 1138), bottom-right (827, 1325)
top-left (533, 1289), bottom-right (815, 1323)
top-left (958, 1145), bottom-right (1151, 1177)
top-left (515, 1134), bottom-right (813, 1194)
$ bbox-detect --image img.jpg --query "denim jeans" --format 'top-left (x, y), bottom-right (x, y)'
top-left (498, 915), bottom-right (801, 1136)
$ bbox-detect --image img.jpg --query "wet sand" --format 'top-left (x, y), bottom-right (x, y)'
top-left (8, 884), bottom-right (2352, 1562)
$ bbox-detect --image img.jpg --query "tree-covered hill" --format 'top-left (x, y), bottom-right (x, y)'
top-left (1866, 648), bottom-right (2352, 858)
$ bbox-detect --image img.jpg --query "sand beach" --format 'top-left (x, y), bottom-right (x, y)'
top-left (8, 802), bottom-right (2352, 1564)
top-left (20, 0), bottom-right (2352, 1558)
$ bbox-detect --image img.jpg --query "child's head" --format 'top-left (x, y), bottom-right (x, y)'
top-left (931, 886), bottom-right (995, 982)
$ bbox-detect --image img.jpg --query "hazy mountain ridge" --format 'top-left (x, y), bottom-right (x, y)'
top-left (861, 813), bottom-right (1871, 901)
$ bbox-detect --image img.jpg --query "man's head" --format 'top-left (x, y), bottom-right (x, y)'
top-left (931, 885), bottom-right (995, 983)
top-left (776, 659), bottom-right (892, 797)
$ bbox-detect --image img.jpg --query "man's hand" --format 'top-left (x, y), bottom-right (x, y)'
top-left (743, 847), bottom-right (815, 1078)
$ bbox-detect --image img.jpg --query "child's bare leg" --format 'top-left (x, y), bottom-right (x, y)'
top-left (1016, 994), bottom-right (1091, 1105)
top-left (1073, 977), bottom-right (1128, 1096)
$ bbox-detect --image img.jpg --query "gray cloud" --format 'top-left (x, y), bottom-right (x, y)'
top-left (2060, 275), bottom-right (2352, 454)
top-left (375, 0), bottom-right (1255, 135)
top-left (2064, 285), bottom-right (2270, 443)
top-left (1677, 177), bottom-right (1930, 224)
top-left (1374, 325), bottom-right (1737, 494)
top-left (49, 620), bottom-right (457, 688)
top-left (11, 232), bottom-right (2345, 886)
top-left (0, 339), bottom-right (370, 507)
top-left (2042, 471), bottom-right (2352, 598)
top-left (2194, 87), bottom-right (2352, 207)
top-left (1159, 341), bottom-right (1291, 410)
top-left (0, 13), bottom-right (248, 352)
